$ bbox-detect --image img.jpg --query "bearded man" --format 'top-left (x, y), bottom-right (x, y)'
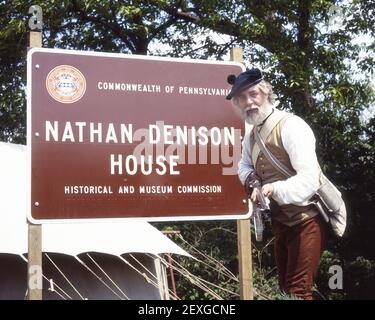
top-left (226, 68), bottom-right (328, 300)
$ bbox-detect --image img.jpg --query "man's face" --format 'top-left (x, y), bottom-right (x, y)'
top-left (234, 85), bottom-right (269, 125)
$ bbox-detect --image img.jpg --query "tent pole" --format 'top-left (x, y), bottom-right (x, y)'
top-left (231, 47), bottom-right (254, 300)
top-left (27, 30), bottom-right (43, 300)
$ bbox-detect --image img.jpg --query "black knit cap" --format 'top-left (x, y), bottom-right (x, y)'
top-left (226, 68), bottom-right (263, 100)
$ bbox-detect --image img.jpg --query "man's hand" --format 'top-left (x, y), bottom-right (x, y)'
top-left (262, 183), bottom-right (274, 198)
top-left (250, 183), bottom-right (274, 203)
top-left (244, 172), bottom-right (261, 196)
top-left (250, 188), bottom-right (259, 203)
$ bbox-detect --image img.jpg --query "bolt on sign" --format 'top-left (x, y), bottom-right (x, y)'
top-left (27, 48), bottom-right (250, 223)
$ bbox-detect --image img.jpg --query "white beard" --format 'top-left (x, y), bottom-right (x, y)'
top-left (243, 102), bottom-right (273, 125)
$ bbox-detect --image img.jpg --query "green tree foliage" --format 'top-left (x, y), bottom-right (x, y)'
top-left (1, 0), bottom-right (374, 299)
top-left (0, 0), bottom-right (189, 142)
top-left (0, 0), bottom-right (28, 143)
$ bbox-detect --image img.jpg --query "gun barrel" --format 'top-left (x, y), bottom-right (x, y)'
top-left (256, 188), bottom-right (270, 213)
top-left (253, 209), bottom-right (264, 242)
top-left (249, 183), bottom-right (272, 242)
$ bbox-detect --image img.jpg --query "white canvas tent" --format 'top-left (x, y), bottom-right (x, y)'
top-left (0, 142), bottom-right (190, 299)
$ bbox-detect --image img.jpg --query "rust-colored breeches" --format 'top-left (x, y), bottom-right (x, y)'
top-left (272, 215), bottom-right (328, 300)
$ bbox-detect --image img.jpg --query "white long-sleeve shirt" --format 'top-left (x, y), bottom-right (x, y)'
top-left (238, 115), bottom-right (320, 206)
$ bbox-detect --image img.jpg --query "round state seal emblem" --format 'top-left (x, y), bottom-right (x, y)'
top-left (46, 65), bottom-right (86, 103)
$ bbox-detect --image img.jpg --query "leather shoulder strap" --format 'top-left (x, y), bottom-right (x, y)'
top-left (251, 109), bottom-right (291, 166)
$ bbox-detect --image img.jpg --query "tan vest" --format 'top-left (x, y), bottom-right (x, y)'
top-left (250, 116), bottom-right (318, 226)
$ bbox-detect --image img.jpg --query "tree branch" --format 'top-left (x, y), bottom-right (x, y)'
top-left (148, 15), bottom-right (179, 42)
top-left (71, 0), bottom-right (137, 53)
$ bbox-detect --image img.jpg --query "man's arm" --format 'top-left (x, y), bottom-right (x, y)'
top-left (270, 116), bottom-right (320, 205)
top-left (238, 132), bottom-right (255, 184)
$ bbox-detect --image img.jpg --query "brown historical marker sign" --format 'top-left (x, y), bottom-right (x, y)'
top-left (27, 48), bottom-right (250, 223)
